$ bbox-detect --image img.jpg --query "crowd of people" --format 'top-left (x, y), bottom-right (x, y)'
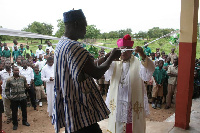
top-left (1, 9), bottom-right (200, 133)
top-left (0, 40), bottom-right (55, 130)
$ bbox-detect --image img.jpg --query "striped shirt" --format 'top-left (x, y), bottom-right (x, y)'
top-left (53, 37), bottom-right (110, 133)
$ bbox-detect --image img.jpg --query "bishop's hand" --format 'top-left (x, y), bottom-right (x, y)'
top-left (135, 46), bottom-right (146, 60)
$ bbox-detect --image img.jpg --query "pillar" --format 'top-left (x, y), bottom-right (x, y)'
top-left (175, 0), bottom-right (199, 129)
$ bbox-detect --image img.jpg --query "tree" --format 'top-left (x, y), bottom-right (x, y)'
top-left (147, 27), bottom-right (163, 39)
top-left (55, 19), bottom-right (65, 38)
top-left (23, 21), bottom-right (53, 44)
top-left (101, 32), bottom-right (109, 41)
top-left (85, 25), bottom-right (101, 39)
top-left (137, 31), bottom-right (148, 40)
top-left (108, 31), bottom-right (119, 39)
top-left (118, 28), bottom-right (132, 38)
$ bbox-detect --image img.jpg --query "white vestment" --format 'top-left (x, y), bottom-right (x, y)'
top-left (105, 56), bottom-right (155, 133)
top-left (41, 64), bottom-right (54, 116)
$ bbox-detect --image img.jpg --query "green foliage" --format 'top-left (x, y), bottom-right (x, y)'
top-left (147, 27), bottom-right (175, 39)
top-left (85, 25), bottom-right (101, 39)
top-left (87, 45), bottom-right (99, 58)
top-left (118, 29), bottom-right (132, 38)
top-left (55, 19), bottom-right (65, 38)
top-left (23, 21), bottom-right (53, 36)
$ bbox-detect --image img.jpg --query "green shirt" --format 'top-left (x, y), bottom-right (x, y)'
top-left (34, 72), bottom-right (43, 86)
top-left (12, 50), bottom-right (21, 60)
top-left (153, 67), bottom-right (166, 84)
top-left (22, 49), bottom-right (31, 58)
top-left (2, 50), bottom-right (11, 58)
top-left (143, 46), bottom-right (151, 56)
top-left (163, 62), bottom-right (172, 67)
top-left (19, 48), bottom-right (26, 54)
top-left (132, 52), bottom-right (139, 58)
top-left (0, 47), bottom-right (3, 56)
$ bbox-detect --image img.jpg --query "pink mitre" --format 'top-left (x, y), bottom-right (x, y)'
top-left (117, 34), bottom-right (134, 48)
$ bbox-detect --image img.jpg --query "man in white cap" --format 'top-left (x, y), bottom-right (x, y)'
top-left (53, 9), bottom-right (121, 133)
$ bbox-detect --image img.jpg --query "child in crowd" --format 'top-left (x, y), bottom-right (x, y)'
top-left (164, 57), bottom-right (172, 67)
top-left (35, 54), bottom-right (46, 71)
top-left (161, 51), bottom-right (165, 60)
top-left (34, 67), bottom-right (46, 107)
top-left (2, 45), bottom-right (11, 59)
top-left (163, 66), bottom-right (169, 104)
top-left (35, 45), bottom-right (45, 59)
top-left (30, 50), bottom-right (35, 57)
top-left (46, 49), bottom-right (50, 56)
top-left (12, 45), bottom-right (21, 62)
top-left (19, 44), bottom-right (26, 54)
top-left (152, 60), bottom-right (166, 109)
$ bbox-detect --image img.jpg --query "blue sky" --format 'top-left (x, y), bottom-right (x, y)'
top-left (0, 0), bottom-right (198, 34)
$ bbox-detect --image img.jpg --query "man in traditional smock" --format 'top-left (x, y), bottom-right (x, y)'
top-left (52, 9), bottom-right (121, 133)
top-left (105, 34), bottom-right (155, 133)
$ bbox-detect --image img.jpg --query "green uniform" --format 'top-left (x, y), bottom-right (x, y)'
top-left (2, 50), bottom-right (11, 58)
top-left (132, 52), bottom-right (139, 58)
top-left (163, 62), bottom-right (172, 67)
top-left (22, 49), bottom-right (31, 58)
top-left (12, 50), bottom-right (21, 61)
top-left (153, 67), bottom-right (166, 84)
top-left (144, 46), bottom-right (151, 56)
top-left (34, 72), bottom-right (43, 86)
top-left (0, 47), bottom-right (3, 56)
top-left (19, 48), bottom-right (26, 54)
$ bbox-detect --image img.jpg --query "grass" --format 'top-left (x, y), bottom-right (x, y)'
top-left (4, 38), bottom-right (200, 59)
top-left (96, 38), bottom-right (200, 59)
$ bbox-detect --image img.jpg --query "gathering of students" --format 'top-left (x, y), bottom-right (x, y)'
top-left (0, 10), bottom-right (200, 132)
top-left (0, 40), bottom-right (55, 130)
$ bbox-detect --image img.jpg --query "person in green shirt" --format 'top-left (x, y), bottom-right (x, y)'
top-left (22, 45), bottom-right (31, 59)
top-left (163, 57), bottom-right (172, 67)
top-left (132, 51), bottom-right (139, 58)
top-left (2, 45), bottom-right (11, 59)
top-left (0, 42), bottom-right (3, 56)
top-left (163, 66), bottom-right (169, 104)
top-left (19, 44), bottom-right (26, 55)
top-left (34, 67), bottom-right (46, 107)
top-left (12, 46), bottom-right (21, 63)
top-left (143, 42), bottom-right (151, 57)
top-left (152, 60), bottom-right (166, 109)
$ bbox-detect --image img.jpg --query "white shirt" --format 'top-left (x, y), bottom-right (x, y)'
top-left (0, 69), bottom-right (13, 98)
top-left (14, 63), bottom-right (23, 70)
top-left (35, 60), bottom-right (46, 71)
top-left (2, 46), bottom-right (10, 51)
top-left (35, 49), bottom-right (45, 58)
top-left (41, 64), bottom-right (54, 83)
top-left (45, 46), bottom-right (54, 53)
top-left (19, 67), bottom-right (34, 84)
top-left (12, 45), bottom-right (19, 51)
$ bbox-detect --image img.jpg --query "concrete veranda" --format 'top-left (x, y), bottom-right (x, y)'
top-left (98, 97), bottom-right (200, 133)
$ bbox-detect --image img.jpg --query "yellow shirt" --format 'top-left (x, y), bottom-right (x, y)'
top-left (0, 94), bottom-right (2, 99)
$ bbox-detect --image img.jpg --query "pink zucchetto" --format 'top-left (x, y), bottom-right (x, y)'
top-left (117, 34), bottom-right (134, 48)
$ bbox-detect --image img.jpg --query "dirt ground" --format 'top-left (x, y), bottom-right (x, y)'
top-left (1, 44), bottom-right (175, 132)
top-left (1, 97), bottom-right (175, 133)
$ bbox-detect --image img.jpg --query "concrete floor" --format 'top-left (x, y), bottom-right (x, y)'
top-left (98, 98), bottom-right (200, 133)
